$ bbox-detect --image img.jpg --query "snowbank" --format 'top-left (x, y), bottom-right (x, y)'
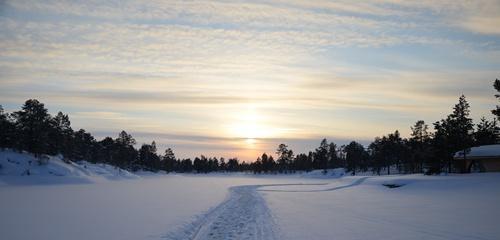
top-left (0, 149), bottom-right (139, 184)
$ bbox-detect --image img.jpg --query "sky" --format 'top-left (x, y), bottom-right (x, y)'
top-left (1, 0), bottom-right (500, 161)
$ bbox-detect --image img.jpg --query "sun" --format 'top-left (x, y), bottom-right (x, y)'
top-left (229, 118), bottom-right (268, 140)
top-left (227, 105), bottom-right (274, 140)
top-left (245, 137), bottom-right (256, 145)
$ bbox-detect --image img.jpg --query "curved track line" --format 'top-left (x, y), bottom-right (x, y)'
top-left (258, 177), bottom-right (369, 193)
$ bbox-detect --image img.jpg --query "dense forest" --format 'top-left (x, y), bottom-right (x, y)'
top-left (1, 79), bottom-right (499, 175)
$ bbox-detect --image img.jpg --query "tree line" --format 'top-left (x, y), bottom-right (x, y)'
top-left (261, 82), bottom-right (499, 175)
top-left (1, 79), bottom-right (499, 174)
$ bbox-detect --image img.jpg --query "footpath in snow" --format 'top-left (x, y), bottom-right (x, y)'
top-left (165, 185), bottom-right (279, 240)
top-left (164, 178), bottom-right (369, 240)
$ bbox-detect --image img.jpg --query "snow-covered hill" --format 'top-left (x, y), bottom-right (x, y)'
top-left (0, 149), bottom-right (139, 184)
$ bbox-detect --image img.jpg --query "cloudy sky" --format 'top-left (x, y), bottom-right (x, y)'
top-left (1, 0), bottom-right (499, 161)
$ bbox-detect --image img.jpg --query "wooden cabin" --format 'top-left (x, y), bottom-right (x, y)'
top-left (454, 144), bottom-right (500, 173)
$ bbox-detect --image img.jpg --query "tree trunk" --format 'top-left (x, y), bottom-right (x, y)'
top-left (463, 149), bottom-right (468, 173)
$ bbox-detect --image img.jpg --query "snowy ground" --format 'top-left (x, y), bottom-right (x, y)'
top-left (1, 151), bottom-right (499, 240)
top-left (263, 174), bottom-right (500, 240)
top-left (0, 174), bottom-right (318, 240)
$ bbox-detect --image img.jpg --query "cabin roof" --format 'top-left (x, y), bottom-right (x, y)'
top-left (454, 144), bottom-right (500, 159)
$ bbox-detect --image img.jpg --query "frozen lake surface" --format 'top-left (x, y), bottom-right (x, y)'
top-left (1, 166), bottom-right (499, 240)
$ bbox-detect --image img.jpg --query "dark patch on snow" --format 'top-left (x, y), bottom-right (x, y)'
top-left (383, 183), bottom-right (405, 188)
top-left (49, 171), bottom-right (64, 176)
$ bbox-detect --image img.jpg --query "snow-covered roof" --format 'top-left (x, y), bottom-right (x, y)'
top-left (454, 144), bottom-right (500, 159)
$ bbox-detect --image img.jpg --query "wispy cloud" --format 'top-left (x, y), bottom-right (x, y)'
top-left (0, 0), bottom-right (499, 160)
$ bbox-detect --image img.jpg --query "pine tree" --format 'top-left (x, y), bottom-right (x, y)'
top-left (12, 99), bottom-right (52, 159)
top-left (367, 131), bottom-right (406, 175)
top-left (474, 117), bottom-right (497, 146)
top-left (492, 79), bottom-right (500, 119)
top-left (72, 129), bottom-right (96, 162)
top-left (268, 155), bottom-right (276, 172)
top-left (388, 130), bottom-right (408, 173)
top-left (432, 121), bottom-right (451, 173)
top-left (307, 151), bottom-right (314, 170)
top-left (193, 157), bottom-right (202, 173)
top-left (116, 130), bottom-right (136, 146)
top-left (408, 120), bottom-right (431, 173)
top-left (344, 141), bottom-right (366, 175)
top-left (0, 105), bottom-right (16, 149)
top-left (50, 111), bottom-right (73, 158)
top-left (163, 148), bottom-right (176, 173)
top-left (210, 157), bottom-right (219, 172)
top-left (97, 137), bottom-right (115, 164)
top-left (178, 158), bottom-right (193, 172)
top-left (313, 139), bottom-right (329, 172)
top-left (276, 144), bottom-right (293, 173)
top-left (138, 141), bottom-right (160, 171)
top-left (368, 137), bottom-right (382, 175)
top-left (114, 131), bottom-right (137, 169)
top-left (327, 142), bottom-right (339, 168)
top-left (411, 121), bottom-right (430, 143)
top-left (200, 155), bottom-right (208, 173)
top-left (219, 157), bottom-right (226, 172)
top-left (433, 95), bottom-right (474, 173)
top-left (227, 158), bottom-right (239, 172)
top-left (253, 157), bottom-right (263, 174)
top-left (260, 153), bottom-right (272, 173)
top-left (448, 95), bottom-right (474, 172)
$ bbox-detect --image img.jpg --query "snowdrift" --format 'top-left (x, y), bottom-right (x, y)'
top-left (0, 149), bottom-right (139, 184)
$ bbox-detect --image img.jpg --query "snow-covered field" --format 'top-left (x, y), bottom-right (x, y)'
top-left (263, 174), bottom-right (500, 240)
top-left (1, 151), bottom-right (499, 240)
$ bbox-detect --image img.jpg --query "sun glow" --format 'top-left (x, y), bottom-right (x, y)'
top-left (227, 105), bottom-right (276, 140)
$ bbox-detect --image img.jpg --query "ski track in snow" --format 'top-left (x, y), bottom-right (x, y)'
top-left (163, 178), bottom-right (368, 240)
top-left (163, 184), bottom-right (281, 240)
top-left (258, 177), bottom-right (369, 193)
